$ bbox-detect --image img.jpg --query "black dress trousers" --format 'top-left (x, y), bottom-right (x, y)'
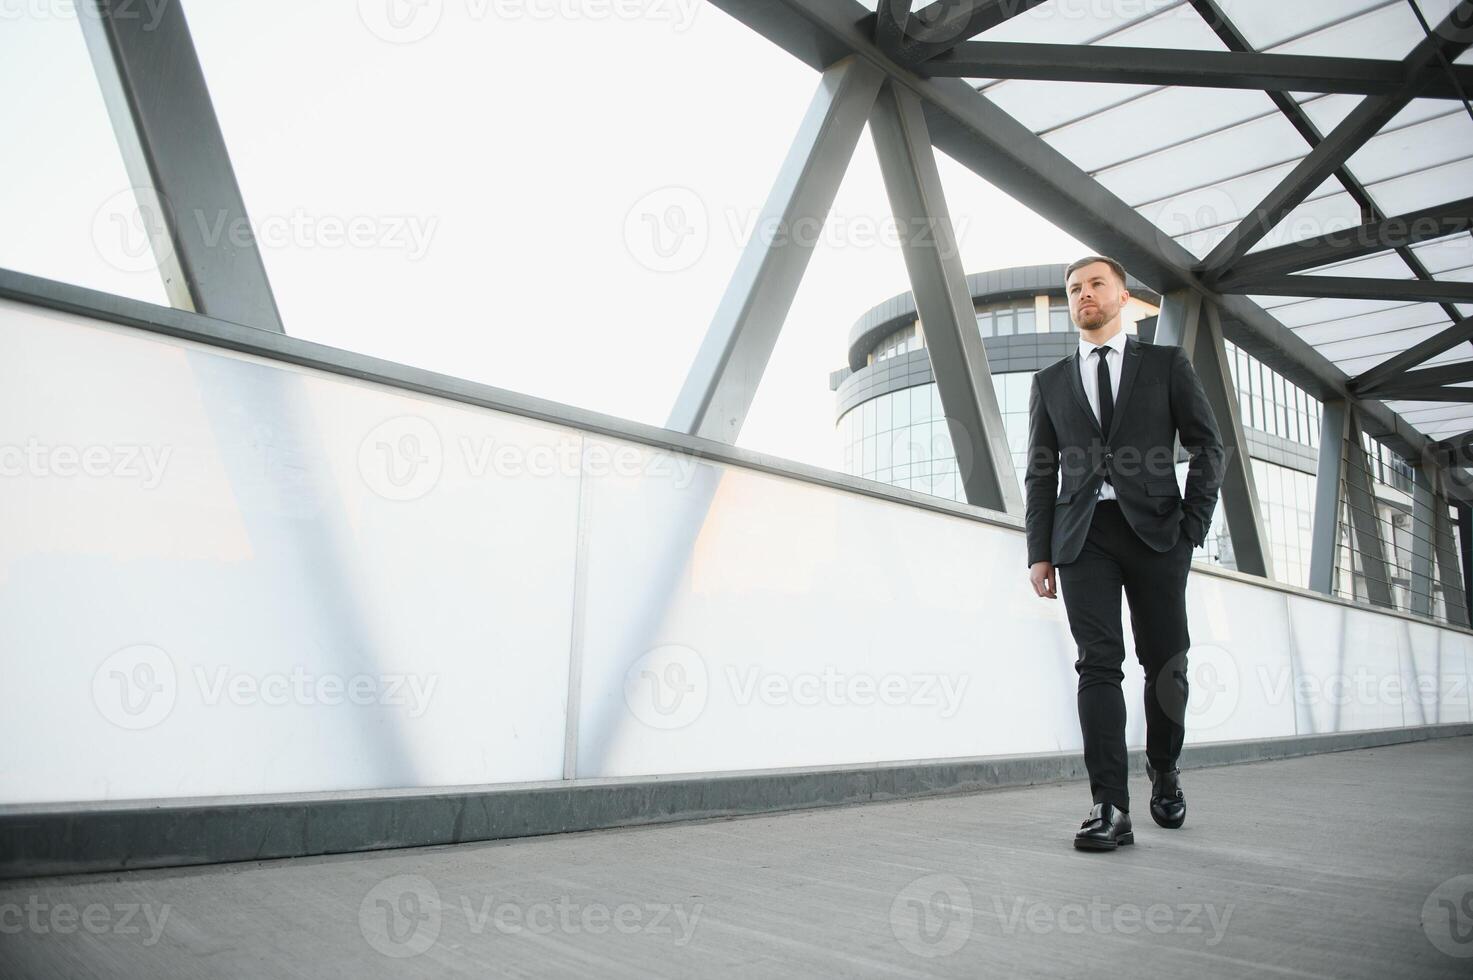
top-left (1055, 497), bottom-right (1193, 811)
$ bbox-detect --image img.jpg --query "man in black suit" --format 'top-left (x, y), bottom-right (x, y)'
top-left (1025, 256), bottom-right (1225, 851)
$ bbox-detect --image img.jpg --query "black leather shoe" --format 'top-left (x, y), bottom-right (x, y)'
top-left (1073, 802), bottom-right (1133, 850)
top-left (1147, 765), bottom-right (1186, 829)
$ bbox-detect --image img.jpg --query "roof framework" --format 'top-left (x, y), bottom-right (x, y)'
top-left (706, 0), bottom-right (1473, 478)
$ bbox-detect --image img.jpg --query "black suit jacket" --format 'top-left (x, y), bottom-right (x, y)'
top-left (1025, 334), bottom-right (1225, 568)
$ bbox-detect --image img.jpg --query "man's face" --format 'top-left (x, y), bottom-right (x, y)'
top-left (1066, 262), bottom-right (1129, 332)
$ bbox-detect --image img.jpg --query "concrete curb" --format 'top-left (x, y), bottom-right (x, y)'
top-left (3, 723), bottom-right (1469, 879)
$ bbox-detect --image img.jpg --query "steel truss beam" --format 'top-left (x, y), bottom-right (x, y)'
top-left (1361, 387), bottom-right (1473, 403)
top-left (1434, 500), bottom-right (1471, 626)
top-left (869, 79), bottom-right (1023, 514)
top-left (923, 41), bottom-right (1473, 99)
top-left (1355, 316), bottom-right (1473, 394)
top-left (1412, 465), bottom-right (1439, 618)
top-left (1308, 399), bottom-right (1349, 596)
top-left (1217, 276), bottom-right (1473, 305)
top-left (1218, 198), bottom-right (1473, 284)
top-left (1198, 302), bottom-right (1273, 578)
top-left (1343, 406), bottom-right (1398, 610)
top-left (78, 0), bottom-right (283, 332)
top-left (1360, 360), bottom-right (1473, 393)
top-left (666, 57), bottom-right (884, 441)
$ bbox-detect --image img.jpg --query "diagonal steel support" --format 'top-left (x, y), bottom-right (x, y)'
top-left (924, 42), bottom-right (1473, 98)
top-left (1217, 276), bottom-right (1473, 305)
top-left (1197, 303), bottom-right (1272, 578)
top-left (1411, 465), bottom-right (1438, 618)
top-left (1354, 315), bottom-right (1473, 394)
top-left (78, 0), bottom-right (284, 332)
top-left (1219, 197), bottom-right (1473, 284)
top-left (1460, 505), bottom-right (1473, 625)
top-left (1364, 360), bottom-right (1473, 392)
top-left (1360, 387), bottom-right (1473, 404)
top-left (1433, 484), bottom-right (1471, 626)
top-left (667, 56), bottom-right (885, 441)
top-left (1153, 290), bottom-right (1203, 356)
top-left (1343, 407), bottom-right (1397, 610)
top-left (1153, 289), bottom-right (1203, 466)
top-left (868, 79), bottom-right (1022, 515)
top-left (1199, 95), bottom-right (1419, 280)
top-left (1309, 399), bottom-right (1349, 596)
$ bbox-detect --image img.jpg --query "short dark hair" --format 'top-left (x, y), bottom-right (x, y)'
top-left (1065, 255), bottom-right (1127, 289)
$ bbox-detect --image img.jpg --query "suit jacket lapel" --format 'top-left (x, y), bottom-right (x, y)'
top-left (1108, 334), bottom-right (1141, 444)
top-left (1068, 347), bottom-right (1101, 437)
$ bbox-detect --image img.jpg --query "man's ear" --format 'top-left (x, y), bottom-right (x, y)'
top-left (1119, 288), bottom-right (1130, 306)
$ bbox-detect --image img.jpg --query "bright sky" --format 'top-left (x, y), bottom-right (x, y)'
top-left (0, 0), bottom-right (1086, 473)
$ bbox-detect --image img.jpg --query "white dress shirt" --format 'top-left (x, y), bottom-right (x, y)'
top-left (1077, 328), bottom-right (1127, 500)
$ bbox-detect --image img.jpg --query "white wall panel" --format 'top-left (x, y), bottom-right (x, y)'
top-left (0, 301), bottom-right (580, 803)
top-left (2, 301), bottom-right (1469, 806)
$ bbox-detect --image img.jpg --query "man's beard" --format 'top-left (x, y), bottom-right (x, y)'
top-left (1076, 302), bottom-right (1118, 331)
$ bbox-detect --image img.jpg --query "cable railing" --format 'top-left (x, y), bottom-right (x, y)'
top-left (1330, 429), bottom-right (1468, 625)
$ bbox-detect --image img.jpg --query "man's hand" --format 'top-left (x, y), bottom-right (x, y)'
top-left (1029, 560), bottom-right (1057, 599)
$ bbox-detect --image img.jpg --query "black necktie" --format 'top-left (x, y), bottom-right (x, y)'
top-left (1093, 346), bottom-right (1113, 481)
top-left (1093, 346), bottom-right (1114, 434)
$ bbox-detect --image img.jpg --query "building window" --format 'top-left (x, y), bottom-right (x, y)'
top-left (1050, 302), bottom-right (1072, 332)
top-left (874, 323), bottom-right (919, 362)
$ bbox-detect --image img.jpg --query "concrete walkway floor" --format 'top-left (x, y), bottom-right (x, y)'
top-left (2, 736), bottom-right (1471, 979)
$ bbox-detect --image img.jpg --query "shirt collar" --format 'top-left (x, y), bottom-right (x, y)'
top-left (1079, 328), bottom-right (1127, 361)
